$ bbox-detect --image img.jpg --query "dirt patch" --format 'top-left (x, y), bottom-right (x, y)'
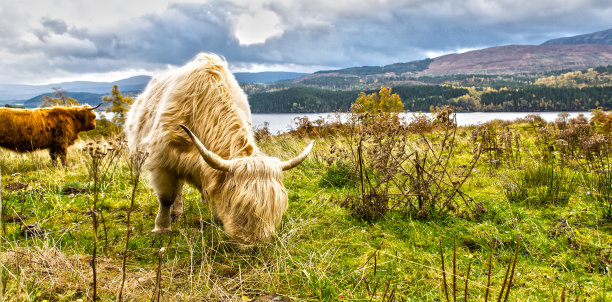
top-left (4, 181), bottom-right (29, 191)
top-left (62, 186), bottom-right (91, 195)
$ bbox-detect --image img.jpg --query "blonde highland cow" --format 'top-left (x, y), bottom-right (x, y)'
top-left (125, 53), bottom-right (313, 243)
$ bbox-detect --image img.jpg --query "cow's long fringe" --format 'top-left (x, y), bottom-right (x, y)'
top-left (218, 156), bottom-right (288, 243)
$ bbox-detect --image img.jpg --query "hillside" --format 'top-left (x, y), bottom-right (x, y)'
top-left (22, 90), bottom-right (142, 108)
top-left (233, 71), bottom-right (307, 83)
top-left (295, 43), bottom-right (612, 86)
top-left (542, 28), bottom-right (612, 45)
top-left (0, 76), bottom-right (151, 103)
top-left (421, 44), bottom-right (612, 76)
top-left (313, 59), bottom-right (433, 77)
top-left (23, 92), bottom-right (108, 108)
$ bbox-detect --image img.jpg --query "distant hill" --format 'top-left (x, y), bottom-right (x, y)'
top-left (24, 92), bottom-right (108, 108)
top-left (297, 31), bottom-right (612, 83)
top-left (301, 28), bottom-right (612, 80)
top-left (0, 76), bottom-right (151, 103)
top-left (314, 59), bottom-right (433, 76)
top-left (233, 72), bottom-right (307, 83)
top-left (111, 75), bottom-right (152, 91)
top-left (294, 44), bottom-right (612, 86)
top-left (421, 44), bottom-right (612, 76)
top-left (0, 72), bottom-right (305, 105)
top-left (542, 28), bottom-right (612, 45)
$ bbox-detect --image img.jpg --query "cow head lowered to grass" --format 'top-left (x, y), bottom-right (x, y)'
top-left (124, 53), bottom-right (313, 243)
top-left (0, 104), bottom-right (100, 166)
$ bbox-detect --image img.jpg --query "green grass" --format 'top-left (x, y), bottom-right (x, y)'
top-left (0, 127), bottom-right (611, 301)
top-left (505, 163), bottom-right (577, 206)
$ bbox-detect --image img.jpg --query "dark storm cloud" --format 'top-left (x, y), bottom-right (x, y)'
top-left (79, 2), bottom-right (251, 71)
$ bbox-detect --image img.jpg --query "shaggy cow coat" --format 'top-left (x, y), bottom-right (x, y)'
top-left (124, 53), bottom-right (313, 243)
top-left (0, 105), bottom-right (98, 166)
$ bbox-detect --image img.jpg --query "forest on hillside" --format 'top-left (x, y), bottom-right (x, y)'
top-left (248, 66), bottom-right (612, 113)
top-left (248, 85), bottom-right (470, 113)
top-left (249, 85), bottom-right (612, 113)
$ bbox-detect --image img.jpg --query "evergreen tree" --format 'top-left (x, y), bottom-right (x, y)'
top-left (102, 85), bottom-right (134, 127)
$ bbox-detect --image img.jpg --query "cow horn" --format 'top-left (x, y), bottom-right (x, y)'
top-left (280, 140), bottom-right (314, 171)
top-left (88, 103), bottom-right (102, 110)
top-left (179, 124), bottom-right (231, 172)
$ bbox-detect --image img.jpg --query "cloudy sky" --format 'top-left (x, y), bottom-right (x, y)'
top-left (1, 0), bottom-right (610, 84)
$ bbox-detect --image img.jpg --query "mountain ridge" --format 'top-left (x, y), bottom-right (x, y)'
top-left (0, 72), bottom-right (306, 104)
top-left (421, 44), bottom-right (612, 76)
top-left (541, 28), bottom-right (612, 45)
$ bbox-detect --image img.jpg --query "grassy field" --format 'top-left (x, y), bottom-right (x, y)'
top-left (1, 114), bottom-right (611, 301)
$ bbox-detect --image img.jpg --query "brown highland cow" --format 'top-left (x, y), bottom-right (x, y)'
top-left (0, 104), bottom-right (99, 166)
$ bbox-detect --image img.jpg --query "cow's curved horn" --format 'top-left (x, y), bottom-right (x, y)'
top-left (88, 103), bottom-right (102, 110)
top-left (179, 124), bottom-right (231, 172)
top-left (280, 140), bottom-right (314, 171)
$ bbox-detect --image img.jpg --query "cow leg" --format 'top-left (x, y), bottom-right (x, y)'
top-left (49, 149), bottom-right (58, 166)
top-left (150, 169), bottom-right (181, 233)
top-left (170, 181), bottom-right (184, 220)
top-left (50, 144), bottom-right (68, 167)
top-left (59, 148), bottom-right (68, 167)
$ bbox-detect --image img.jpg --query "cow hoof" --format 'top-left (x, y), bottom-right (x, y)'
top-left (152, 227), bottom-right (172, 233)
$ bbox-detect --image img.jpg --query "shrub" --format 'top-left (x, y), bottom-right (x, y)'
top-left (287, 115), bottom-right (345, 138)
top-left (102, 84), bottom-right (134, 127)
top-left (590, 109), bottom-right (612, 134)
top-left (338, 105), bottom-right (483, 221)
top-left (254, 121), bottom-right (272, 142)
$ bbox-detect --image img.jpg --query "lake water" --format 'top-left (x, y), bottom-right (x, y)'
top-left (251, 111), bottom-right (592, 133)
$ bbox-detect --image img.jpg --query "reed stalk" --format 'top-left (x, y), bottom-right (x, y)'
top-left (118, 151), bottom-right (148, 302)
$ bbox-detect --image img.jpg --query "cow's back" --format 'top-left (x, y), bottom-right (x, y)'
top-left (125, 53), bottom-right (257, 180)
top-left (125, 72), bottom-right (174, 153)
top-left (0, 108), bottom-right (51, 152)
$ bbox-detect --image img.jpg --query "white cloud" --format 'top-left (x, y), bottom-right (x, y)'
top-left (424, 47), bottom-right (481, 59)
top-left (1, 0), bottom-right (198, 32)
top-left (234, 9), bottom-right (283, 45)
top-left (38, 67), bottom-right (172, 85)
top-left (229, 62), bottom-right (335, 74)
top-left (43, 33), bottom-right (98, 57)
